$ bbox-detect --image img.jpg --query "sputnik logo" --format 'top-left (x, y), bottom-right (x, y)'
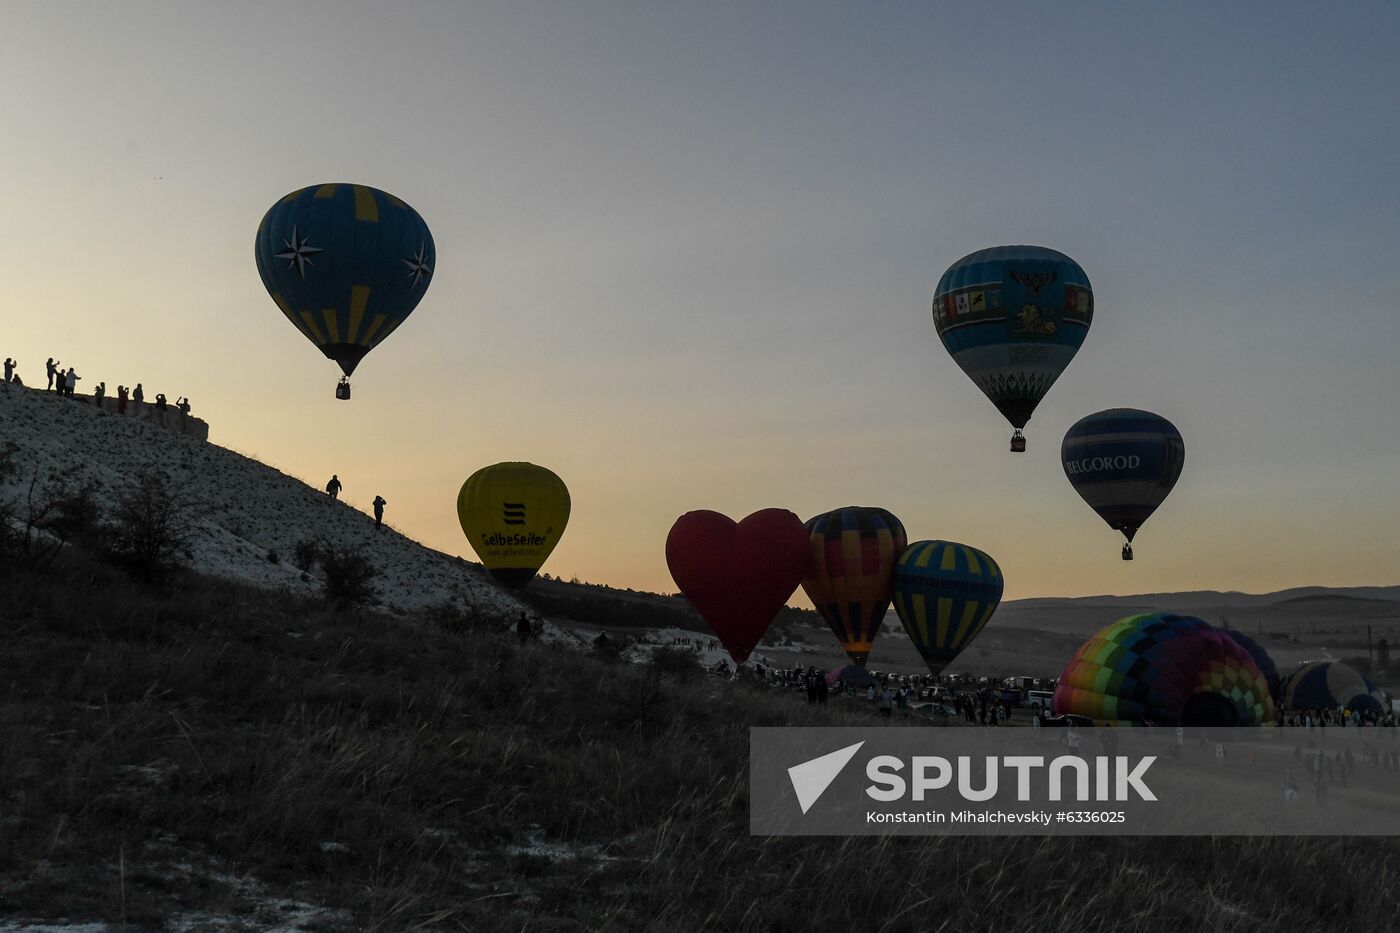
top-left (787, 741), bottom-right (864, 814)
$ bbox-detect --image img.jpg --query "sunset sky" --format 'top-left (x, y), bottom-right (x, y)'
top-left (2, 2), bottom-right (1397, 602)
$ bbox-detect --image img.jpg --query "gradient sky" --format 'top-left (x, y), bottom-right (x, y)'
top-left (2, 2), bottom-right (1397, 601)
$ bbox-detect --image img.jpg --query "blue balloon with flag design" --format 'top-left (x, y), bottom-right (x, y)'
top-left (892, 540), bottom-right (1004, 676)
top-left (1061, 408), bottom-right (1184, 558)
top-left (255, 183), bottom-right (435, 382)
top-left (933, 245), bottom-right (1093, 450)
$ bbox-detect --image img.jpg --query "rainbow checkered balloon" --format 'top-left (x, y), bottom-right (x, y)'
top-left (1053, 612), bottom-right (1274, 725)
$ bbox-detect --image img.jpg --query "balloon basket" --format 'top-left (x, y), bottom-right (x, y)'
top-left (1010, 431), bottom-right (1026, 453)
top-left (1121, 544), bottom-right (1134, 561)
top-left (335, 382), bottom-right (351, 401)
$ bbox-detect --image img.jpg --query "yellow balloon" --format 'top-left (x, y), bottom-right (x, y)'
top-left (457, 462), bottom-right (570, 586)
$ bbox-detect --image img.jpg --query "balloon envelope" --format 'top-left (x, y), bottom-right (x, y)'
top-left (665, 509), bottom-right (810, 664)
top-left (933, 245), bottom-right (1092, 434)
top-left (255, 183), bottom-right (435, 376)
top-left (1053, 612), bottom-right (1274, 725)
top-left (801, 507), bottom-right (906, 667)
top-left (892, 540), bottom-right (1004, 676)
top-left (1220, 631), bottom-right (1281, 701)
top-left (1280, 661), bottom-right (1386, 715)
top-left (457, 463), bottom-right (570, 587)
top-left (1061, 408), bottom-right (1184, 543)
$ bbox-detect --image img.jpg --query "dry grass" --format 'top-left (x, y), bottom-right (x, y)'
top-left (0, 550), bottom-right (1396, 931)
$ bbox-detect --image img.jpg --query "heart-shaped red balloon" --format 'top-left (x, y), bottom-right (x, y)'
top-left (665, 509), bottom-right (811, 664)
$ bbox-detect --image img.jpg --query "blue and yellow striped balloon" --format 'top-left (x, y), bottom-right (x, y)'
top-left (891, 540), bottom-right (1004, 676)
top-left (255, 183), bottom-right (435, 378)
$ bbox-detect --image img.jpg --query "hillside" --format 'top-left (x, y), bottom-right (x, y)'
top-left (0, 384), bottom-right (525, 622)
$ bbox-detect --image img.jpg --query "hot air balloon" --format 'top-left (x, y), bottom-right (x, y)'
top-left (801, 507), bottom-right (906, 667)
top-left (892, 540), bottom-right (1004, 676)
top-left (1061, 409), bottom-right (1184, 560)
top-left (255, 183), bottom-right (435, 399)
top-left (1220, 630), bottom-right (1281, 701)
top-left (665, 509), bottom-right (810, 664)
top-left (1280, 661), bottom-right (1386, 715)
top-left (1053, 613), bottom-right (1274, 726)
top-left (457, 463), bottom-right (570, 587)
top-left (933, 246), bottom-right (1093, 451)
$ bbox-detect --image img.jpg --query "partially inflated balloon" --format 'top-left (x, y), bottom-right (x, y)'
top-left (1061, 409), bottom-right (1184, 556)
top-left (892, 540), bottom-right (1004, 676)
top-left (665, 509), bottom-right (810, 664)
top-left (1053, 613), bottom-right (1274, 725)
top-left (801, 507), bottom-right (906, 667)
top-left (933, 246), bottom-right (1092, 449)
top-left (255, 183), bottom-right (435, 378)
top-left (457, 463), bottom-right (570, 587)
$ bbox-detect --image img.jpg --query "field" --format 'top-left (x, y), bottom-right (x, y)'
top-left (2, 549), bottom-right (1399, 932)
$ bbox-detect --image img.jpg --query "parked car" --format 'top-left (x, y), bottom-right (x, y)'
top-left (1038, 713), bottom-right (1096, 727)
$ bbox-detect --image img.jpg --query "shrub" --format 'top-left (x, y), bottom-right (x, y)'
top-left (106, 471), bottom-right (198, 582)
top-left (292, 538), bottom-right (320, 572)
top-left (650, 645), bottom-right (703, 679)
top-left (316, 540), bottom-right (378, 610)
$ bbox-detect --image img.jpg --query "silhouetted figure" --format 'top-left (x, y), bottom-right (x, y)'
top-left (155, 393), bottom-right (167, 411)
top-left (117, 385), bottom-right (128, 414)
top-left (45, 358), bottom-right (56, 390)
top-left (372, 495), bottom-right (386, 529)
top-left (177, 396), bottom-right (191, 415)
top-left (517, 613), bottom-right (531, 644)
top-left (64, 368), bottom-right (79, 396)
top-left (326, 474), bottom-right (342, 499)
top-left (3, 358), bottom-right (13, 383)
top-left (93, 382), bottom-right (105, 407)
top-left (132, 383), bottom-right (144, 412)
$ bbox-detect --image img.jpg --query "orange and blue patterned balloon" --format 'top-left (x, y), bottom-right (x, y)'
top-left (802, 507), bottom-right (906, 667)
top-left (892, 540), bottom-right (1004, 676)
top-left (933, 245), bottom-right (1092, 442)
top-left (255, 183), bottom-right (435, 377)
top-left (1053, 612), bottom-right (1274, 725)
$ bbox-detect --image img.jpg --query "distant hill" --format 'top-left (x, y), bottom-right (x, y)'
top-left (1006, 585), bottom-right (1400, 612)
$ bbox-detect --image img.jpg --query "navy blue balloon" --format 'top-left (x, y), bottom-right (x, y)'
top-left (1061, 409), bottom-right (1184, 544)
top-left (1220, 630), bottom-right (1281, 700)
top-left (255, 183), bottom-right (435, 376)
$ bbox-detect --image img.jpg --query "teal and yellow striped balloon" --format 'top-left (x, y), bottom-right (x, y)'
top-left (891, 540), bottom-right (1004, 676)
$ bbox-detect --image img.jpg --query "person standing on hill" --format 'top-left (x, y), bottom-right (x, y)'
top-left (372, 495), bottom-right (386, 529)
top-left (132, 383), bottom-right (144, 412)
top-left (3, 358), bottom-right (13, 383)
top-left (116, 385), bottom-right (128, 414)
top-left (325, 474), bottom-right (342, 499)
top-left (93, 382), bottom-right (105, 408)
top-left (46, 358), bottom-right (57, 390)
top-left (64, 368), bottom-right (79, 397)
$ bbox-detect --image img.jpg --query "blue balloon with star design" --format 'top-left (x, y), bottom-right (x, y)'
top-left (255, 183), bottom-right (435, 378)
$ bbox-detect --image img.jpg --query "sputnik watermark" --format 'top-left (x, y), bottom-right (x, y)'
top-left (863, 755), bottom-right (1156, 802)
top-left (751, 727), bottom-right (1400, 836)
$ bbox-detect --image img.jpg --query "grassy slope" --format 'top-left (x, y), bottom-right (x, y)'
top-left (1, 552), bottom-right (1396, 932)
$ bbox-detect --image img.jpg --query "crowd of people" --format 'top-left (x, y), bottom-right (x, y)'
top-left (2, 355), bottom-right (192, 419)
